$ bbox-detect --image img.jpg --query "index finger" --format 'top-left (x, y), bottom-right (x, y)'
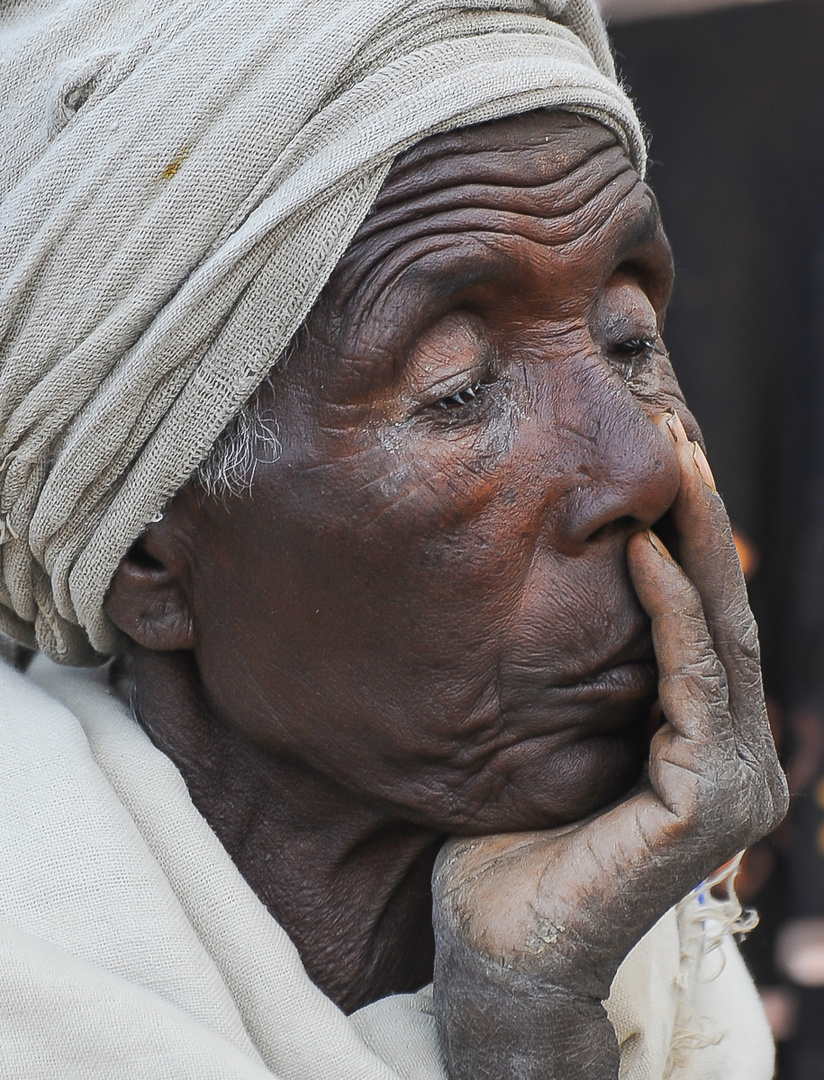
top-left (657, 411), bottom-right (759, 693)
top-left (651, 410), bottom-right (785, 810)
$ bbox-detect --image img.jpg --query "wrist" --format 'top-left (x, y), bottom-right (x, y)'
top-left (434, 914), bottom-right (619, 1080)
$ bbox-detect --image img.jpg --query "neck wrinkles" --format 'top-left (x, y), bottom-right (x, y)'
top-left (127, 645), bottom-right (443, 1012)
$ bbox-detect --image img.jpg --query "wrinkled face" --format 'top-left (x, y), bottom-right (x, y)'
top-left (189, 112), bottom-right (695, 833)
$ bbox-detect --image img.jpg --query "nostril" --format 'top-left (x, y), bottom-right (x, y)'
top-left (587, 515), bottom-right (637, 544)
top-left (651, 511), bottom-right (680, 561)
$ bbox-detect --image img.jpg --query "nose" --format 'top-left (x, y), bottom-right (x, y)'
top-left (547, 387), bottom-right (680, 556)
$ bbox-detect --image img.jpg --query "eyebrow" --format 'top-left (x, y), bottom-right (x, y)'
top-left (340, 240), bottom-right (514, 360)
top-left (339, 186), bottom-right (669, 362)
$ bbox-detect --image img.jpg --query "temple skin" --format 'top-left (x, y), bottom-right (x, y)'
top-left (103, 112), bottom-right (787, 1073)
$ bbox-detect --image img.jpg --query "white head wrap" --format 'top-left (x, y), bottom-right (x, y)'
top-left (0, 0), bottom-right (644, 664)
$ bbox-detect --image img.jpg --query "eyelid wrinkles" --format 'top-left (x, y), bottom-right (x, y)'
top-left (402, 309), bottom-right (492, 401)
top-left (416, 366), bottom-right (489, 409)
top-left (339, 232), bottom-right (520, 364)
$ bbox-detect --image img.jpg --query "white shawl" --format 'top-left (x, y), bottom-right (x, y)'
top-left (0, 655), bottom-right (775, 1079)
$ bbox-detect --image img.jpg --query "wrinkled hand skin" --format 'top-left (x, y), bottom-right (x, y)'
top-left (433, 413), bottom-right (788, 1080)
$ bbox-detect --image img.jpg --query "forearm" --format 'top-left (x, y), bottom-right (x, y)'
top-left (434, 918), bottom-right (619, 1080)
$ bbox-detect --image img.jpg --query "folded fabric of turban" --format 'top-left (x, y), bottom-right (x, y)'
top-left (0, 0), bottom-right (644, 664)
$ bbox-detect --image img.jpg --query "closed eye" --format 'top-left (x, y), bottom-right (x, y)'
top-left (435, 380), bottom-right (488, 411)
top-left (612, 336), bottom-right (657, 358)
top-left (609, 335), bottom-right (658, 379)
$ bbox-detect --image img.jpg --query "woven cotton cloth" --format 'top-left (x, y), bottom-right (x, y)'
top-left (0, 655), bottom-right (775, 1079)
top-left (0, 0), bottom-right (644, 664)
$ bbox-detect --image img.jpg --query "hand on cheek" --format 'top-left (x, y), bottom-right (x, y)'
top-left (432, 410), bottom-right (787, 1080)
top-left (626, 407), bottom-right (786, 850)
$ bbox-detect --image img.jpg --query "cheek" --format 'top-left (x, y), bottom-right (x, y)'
top-left (262, 401), bottom-right (537, 598)
top-left (187, 435), bottom-right (553, 781)
top-left (190, 453), bottom-right (525, 701)
top-left (187, 488), bottom-right (652, 834)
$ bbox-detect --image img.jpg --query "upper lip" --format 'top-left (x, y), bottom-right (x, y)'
top-left (558, 627), bottom-right (656, 688)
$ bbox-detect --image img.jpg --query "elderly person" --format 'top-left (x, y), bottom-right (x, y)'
top-left (0, 1), bottom-right (786, 1078)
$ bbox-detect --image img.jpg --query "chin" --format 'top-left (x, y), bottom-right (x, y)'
top-left (449, 725), bottom-right (650, 835)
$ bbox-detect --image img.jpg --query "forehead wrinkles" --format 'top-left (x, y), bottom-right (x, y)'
top-left (353, 140), bottom-right (632, 250)
top-left (374, 112), bottom-right (621, 211)
top-left (327, 157), bottom-right (648, 345)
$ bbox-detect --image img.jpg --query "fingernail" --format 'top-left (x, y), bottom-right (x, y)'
top-left (665, 409), bottom-right (687, 444)
top-left (691, 442), bottom-right (716, 491)
top-left (647, 530), bottom-right (671, 558)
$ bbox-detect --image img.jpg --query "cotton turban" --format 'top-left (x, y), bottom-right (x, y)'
top-left (0, 0), bottom-right (644, 664)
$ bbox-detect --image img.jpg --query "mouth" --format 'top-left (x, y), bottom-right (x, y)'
top-left (555, 624), bottom-right (657, 694)
top-left (542, 631), bottom-right (658, 734)
top-left (561, 659), bottom-right (658, 707)
top-left (430, 635), bottom-right (658, 831)
top-left (576, 658), bottom-right (657, 691)
top-left (446, 658), bottom-right (657, 832)
top-left (493, 659), bottom-right (657, 744)
top-left (465, 629), bottom-right (659, 752)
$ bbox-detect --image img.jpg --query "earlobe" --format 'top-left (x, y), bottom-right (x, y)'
top-left (104, 526), bottom-right (197, 652)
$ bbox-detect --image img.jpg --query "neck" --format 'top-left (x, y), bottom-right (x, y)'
top-left (128, 646), bottom-right (442, 1013)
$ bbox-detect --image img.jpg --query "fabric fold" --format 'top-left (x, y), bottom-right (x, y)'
top-left (0, 656), bottom-right (775, 1079)
top-left (0, 0), bottom-right (643, 663)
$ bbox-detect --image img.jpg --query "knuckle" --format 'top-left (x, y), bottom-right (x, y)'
top-left (687, 760), bottom-right (775, 846)
top-left (680, 650), bottom-right (726, 683)
top-left (733, 619), bottom-right (761, 665)
top-left (736, 772), bottom-right (788, 843)
top-left (664, 657), bottom-right (729, 706)
top-left (770, 770), bottom-right (791, 825)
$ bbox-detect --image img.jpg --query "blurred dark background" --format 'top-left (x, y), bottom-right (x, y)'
top-left (602, 1), bottom-right (824, 1075)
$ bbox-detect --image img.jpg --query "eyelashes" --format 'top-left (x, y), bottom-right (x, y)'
top-left (435, 380), bottom-right (488, 411)
top-left (428, 334), bottom-right (660, 416)
top-left (608, 335), bottom-right (659, 380)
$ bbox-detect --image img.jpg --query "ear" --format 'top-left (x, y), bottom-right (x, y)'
top-left (104, 501), bottom-right (198, 651)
